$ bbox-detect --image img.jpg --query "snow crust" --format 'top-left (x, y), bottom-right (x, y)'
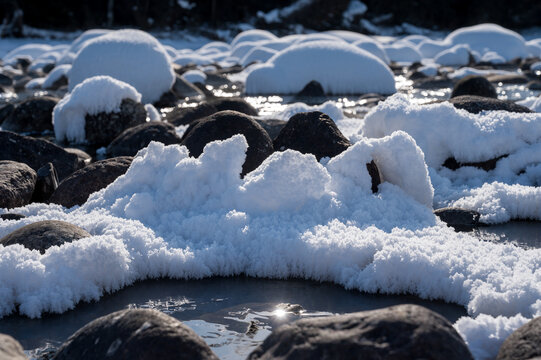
top-left (69, 29), bottom-right (175, 103)
top-left (245, 41), bottom-right (396, 95)
top-left (53, 75), bottom-right (142, 143)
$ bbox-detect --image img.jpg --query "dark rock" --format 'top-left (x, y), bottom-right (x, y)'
top-left (84, 98), bottom-right (146, 147)
top-left (527, 81), bottom-right (541, 90)
top-left (12, 76), bottom-right (31, 91)
top-left (434, 207), bottom-right (481, 230)
top-left (497, 316), bottom-right (541, 360)
top-left (49, 157), bottom-right (133, 208)
top-left (172, 75), bottom-right (204, 99)
top-left (0, 104), bottom-right (14, 126)
top-left (442, 154), bottom-right (508, 171)
top-left (296, 80), bottom-right (325, 97)
top-left (520, 57), bottom-right (541, 71)
top-left (44, 74), bottom-right (68, 90)
top-left (107, 122), bottom-right (182, 157)
top-left (42, 63), bottom-right (55, 74)
top-left (359, 93), bottom-right (386, 107)
top-left (0, 161), bottom-right (37, 209)
top-left (208, 97), bottom-right (259, 116)
top-left (366, 160), bottom-right (381, 193)
top-left (255, 119), bottom-right (287, 140)
top-left (181, 110), bottom-right (273, 176)
top-left (451, 75), bottom-right (497, 98)
top-left (54, 309), bottom-right (218, 360)
top-left (407, 70), bottom-right (428, 80)
top-left (31, 162), bottom-right (59, 203)
top-left (16, 58), bottom-right (31, 71)
top-left (0, 213), bottom-right (26, 221)
top-left (153, 90), bottom-right (180, 108)
top-left (64, 148), bottom-right (92, 168)
top-left (165, 102), bottom-right (218, 126)
top-left (448, 95), bottom-right (532, 114)
top-left (0, 334), bottom-right (27, 360)
top-left (1, 96), bottom-right (58, 133)
top-left (0, 73), bottom-right (12, 86)
top-left (0, 131), bottom-right (79, 181)
top-left (414, 76), bottom-right (454, 89)
top-left (248, 304), bottom-right (473, 360)
top-left (487, 73), bottom-right (529, 84)
top-left (204, 73), bottom-right (233, 87)
top-left (0, 220), bottom-right (90, 254)
top-left (273, 111), bottom-right (351, 160)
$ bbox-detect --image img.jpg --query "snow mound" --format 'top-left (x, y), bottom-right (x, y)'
top-left (231, 29), bottom-right (278, 48)
top-left (416, 39), bottom-right (453, 59)
top-left (180, 69), bottom-right (207, 84)
top-left (445, 23), bottom-right (528, 62)
top-left (2, 44), bottom-right (52, 64)
top-left (57, 29), bottom-right (111, 65)
top-left (42, 64), bottom-right (71, 89)
top-left (353, 39), bottom-right (390, 64)
top-left (53, 75), bottom-right (142, 143)
top-left (241, 46), bottom-right (277, 67)
top-left (245, 41), bottom-right (396, 95)
top-left (173, 53), bottom-right (213, 66)
top-left (383, 42), bottom-right (422, 63)
top-left (69, 29), bottom-right (175, 103)
top-left (434, 44), bottom-right (470, 66)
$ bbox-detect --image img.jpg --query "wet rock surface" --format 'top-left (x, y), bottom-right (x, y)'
top-left (84, 98), bottom-right (147, 147)
top-left (448, 95), bottom-right (533, 114)
top-left (107, 121), bottom-right (182, 157)
top-left (181, 110), bottom-right (273, 176)
top-left (248, 304), bottom-right (473, 360)
top-left (0, 220), bottom-right (90, 254)
top-left (0, 334), bottom-right (27, 360)
top-left (49, 157), bottom-right (133, 208)
top-left (434, 207), bottom-right (482, 230)
top-left (54, 309), bottom-right (219, 360)
top-left (1, 96), bottom-right (58, 134)
top-left (497, 316), bottom-right (541, 360)
top-left (0, 160), bottom-right (37, 209)
top-left (0, 131), bottom-right (80, 181)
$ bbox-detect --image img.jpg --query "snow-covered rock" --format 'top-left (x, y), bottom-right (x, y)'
top-left (53, 76), bottom-right (142, 143)
top-left (383, 42), bottom-right (423, 63)
top-left (445, 23), bottom-right (528, 62)
top-left (245, 41), bottom-right (396, 95)
top-left (69, 29), bottom-right (175, 103)
top-left (241, 46), bottom-right (277, 67)
top-left (42, 64), bottom-right (71, 89)
top-left (2, 44), bottom-right (52, 65)
top-left (231, 29), bottom-right (278, 48)
top-left (353, 39), bottom-right (390, 64)
top-left (434, 44), bottom-right (470, 66)
top-left (180, 69), bottom-right (207, 84)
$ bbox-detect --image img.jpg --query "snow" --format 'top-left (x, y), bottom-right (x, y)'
top-left (53, 75), bottom-right (142, 143)
top-left (241, 46), bottom-right (277, 67)
top-left (480, 51), bottom-right (506, 64)
top-left (173, 53), bottom-right (214, 66)
top-left (24, 77), bottom-right (45, 90)
top-left (69, 29), bottom-right (175, 103)
top-left (2, 44), bottom-right (52, 65)
top-left (42, 64), bottom-right (70, 89)
top-left (447, 67), bottom-right (517, 80)
top-left (180, 69), bottom-right (207, 84)
top-left (245, 41), bottom-right (396, 95)
top-left (416, 39), bottom-right (452, 58)
top-left (532, 97), bottom-right (541, 113)
top-left (230, 30), bottom-right (278, 48)
top-left (445, 23), bottom-right (528, 62)
top-left (0, 134), bottom-right (540, 360)
top-left (383, 42), bottom-right (423, 63)
top-left (418, 64), bottom-right (438, 76)
top-left (434, 44), bottom-right (470, 66)
top-left (531, 61), bottom-right (541, 72)
top-left (257, 0), bottom-right (312, 24)
top-left (145, 104), bottom-right (161, 121)
top-left (177, 0), bottom-right (196, 10)
top-left (342, 0), bottom-right (367, 26)
top-left (353, 39), bottom-right (390, 64)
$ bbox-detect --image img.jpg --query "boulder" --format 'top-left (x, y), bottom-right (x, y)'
top-left (273, 111), bottom-right (351, 160)
top-left (153, 90), bottom-right (180, 108)
top-left (0, 161), bottom-right (37, 209)
top-left (0, 131), bottom-right (80, 181)
top-left (248, 304), bottom-right (473, 360)
top-left (451, 75), bottom-right (497, 98)
top-left (208, 97), bottom-right (258, 116)
top-left (31, 162), bottom-right (59, 203)
top-left (165, 102), bottom-right (218, 126)
top-left (497, 316), bottom-right (541, 360)
top-left (64, 148), bottom-right (92, 169)
top-left (434, 207), bottom-right (481, 230)
top-left (296, 80), bottom-right (325, 97)
top-left (1, 96), bottom-right (58, 134)
top-left (0, 334), bottom-right (27, 360)
top-left (448, 95), bottom-right (532, 114)
top-left (84, 98), bottom-right (146, 147)
top-left (107, 122), bottom-right (182, 157)
top-left (172, 75), bottom-right (204, 99)
top-left (49, 157), bottom-right (133, 208)
top-left (181, 110), bottom-right (273, 176)
top-left (0, 220), bottom-right (90, 253)
top-left (413, 76), bottom-right (454, 90)
top-left (487, 73), bottom-right (529, 84)
top-left (0, 73), bottom-right (12, 86)
top-left (0, 104), bottom-right (14, 126)
top-left (0, 213), bottom-right (25, 221)
top-left (54, 309), bottom-right (218, 360)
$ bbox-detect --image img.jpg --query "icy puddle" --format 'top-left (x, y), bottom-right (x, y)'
top-left (0, 277), bottom-right (467, 360)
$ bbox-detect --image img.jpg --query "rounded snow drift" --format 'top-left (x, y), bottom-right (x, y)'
top-left (69, 29), bottom-right (175, 103)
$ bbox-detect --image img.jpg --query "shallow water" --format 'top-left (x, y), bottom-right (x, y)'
top-left (0, 277), bottom-right (467, 359)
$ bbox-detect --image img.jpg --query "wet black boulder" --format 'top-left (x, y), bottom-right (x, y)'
top-left (1, 96), bottom-right (58, 134)
top-left (181, 110), bottom-right (273, 176)
top-left (451, 75), bottom-right (497, 99)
